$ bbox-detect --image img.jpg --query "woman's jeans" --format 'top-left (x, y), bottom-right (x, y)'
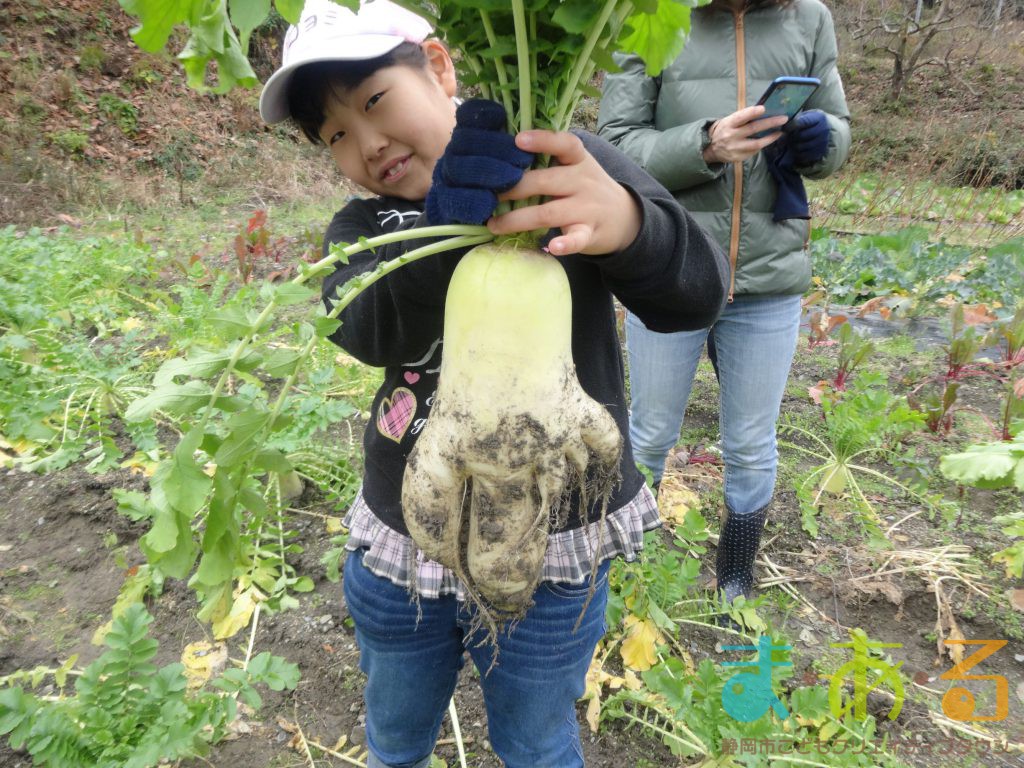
top-left (343, 548), bottom-right (610, 768)
top-left (625, 294), bottom-right (802, 515)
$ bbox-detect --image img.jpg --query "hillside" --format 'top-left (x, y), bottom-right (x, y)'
top-left (1, 0), bottom-right (1022, 227)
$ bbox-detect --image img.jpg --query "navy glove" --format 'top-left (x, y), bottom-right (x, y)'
top-left (424, 99), bottom-right (534, 225)
top-left (764, 137), bottom-right (810, 222)
top-left (786, 109), bottom-right (830, 166)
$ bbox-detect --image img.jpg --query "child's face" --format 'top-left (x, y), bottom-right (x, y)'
top-left (318, 41), bottom-right (457, 201)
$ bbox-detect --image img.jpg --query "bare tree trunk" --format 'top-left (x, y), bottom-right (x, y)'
top-left (890, 55), bottom-right (906, 100)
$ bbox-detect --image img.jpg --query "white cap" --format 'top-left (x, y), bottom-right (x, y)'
top-left (259, 0), bottom-right (433, 124)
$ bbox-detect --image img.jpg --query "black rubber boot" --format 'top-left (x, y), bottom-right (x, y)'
top-left (715, 503), bottom-right (769, 605)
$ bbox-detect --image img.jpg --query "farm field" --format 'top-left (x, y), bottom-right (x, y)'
top-left (2, 1), bottom-right (1024, 767)
top-left (1, 198), bottom-right (1022, 767)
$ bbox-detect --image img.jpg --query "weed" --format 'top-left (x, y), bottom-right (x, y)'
top-left (77, 44), bottom-right (106, 72)
top-left (15, 94), bottom-right (46, 124)
top-left (948, 131), bottom-right (1024, 190)
top-left (97, 94), bottom-right (139, 137)
top-left (0, 605), bottom-right (299, 766)
top-left (47, 130), bottom-right (88, 156)
top-left (781, 372), bottom-right (941, 546)
top-left (129, 60), bottom-right (164, 87)
top-left (940, 430), bottom-right (1024, 578)
top-left (229, 209), bottom-right (288, 283)
top-left (834, 322), bottom-right (875, 391)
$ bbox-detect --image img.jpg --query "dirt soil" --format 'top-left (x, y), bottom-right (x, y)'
top-left (3, 330), bottom-right (1023, 768)
top-left (2, 2), bottom-right (1023, 766)
top-left (0, 461), bottom-right (673, 768)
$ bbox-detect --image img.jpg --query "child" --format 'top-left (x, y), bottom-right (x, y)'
top-left (259, 2), bottom-right (728, 766)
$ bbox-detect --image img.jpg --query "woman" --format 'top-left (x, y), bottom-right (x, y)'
top-left (598, 0), bottom-right (850, 608)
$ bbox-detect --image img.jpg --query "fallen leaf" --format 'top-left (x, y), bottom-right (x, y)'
top-left (858, 296), bottom-right (892, 318)
top-left (181, 640), bottom-right (228, 689)
top-left (1009, 588), bottom-right (1024, 613)
top-left (913, 670), bottom-right (931, 685)
top-left (120, 451), bottom-right (158, 478)
top-left (623, 669), bottom-right (643, 690)
top-left (941, 623), bottom-right (966, 666)
top-left (807, 311), bottom-right (847, 345)
top-left (802, 290), bottom-right (826, 308)
top-left (657, 481), bottom-right (701, 527)
top-left (276, 716), bottom-right (298, 734)
top-left (224, 715), bottom-right (252, 740)
top-left (849, 579), bottom-right (904, 606)
top-left (585, 696), bottom-right (601, 734)
top-left (1017, 681), bottom-right (1024, 705)
top-left (960, 304), bottom-right (998, 326)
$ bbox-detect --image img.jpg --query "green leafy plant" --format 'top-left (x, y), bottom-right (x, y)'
top-left (229, 209), bottom-right (290, 283)
top-left (833, 321), bottom-right (875, 391)
top-left (940, 430), bottom-right (1024, 577)
top-left (781, 372), bottom-right (937, 546)
top-left (47, 129), bottom-right (89, 155)
top-left (97, 93), bottom-right (140, 137)
top-left (0, 228), bottom-right (162, 472)
top-left (811, 228), bottom-right (1024, 309)
top-left (985, 305), bottom-right (1024, 440)
top-left (603, 651), bottom-right (907, 766)
top-left (907, 304), bottom-right (1001, 435)
top-left (0, 604), bottom-right (299, 768)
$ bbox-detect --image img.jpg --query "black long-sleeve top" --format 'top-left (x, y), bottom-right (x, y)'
top-left (322, 130), bottom-right (729, 536)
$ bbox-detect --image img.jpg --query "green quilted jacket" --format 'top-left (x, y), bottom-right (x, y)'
top-left (598, 0), bottom-right (851, 298)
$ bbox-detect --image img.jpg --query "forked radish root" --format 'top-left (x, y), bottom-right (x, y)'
top-left (403, 241), bottom-right (622, 626)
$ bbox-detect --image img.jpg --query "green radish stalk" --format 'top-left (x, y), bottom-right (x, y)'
top-left (403, 240), bottom-right (621, 620)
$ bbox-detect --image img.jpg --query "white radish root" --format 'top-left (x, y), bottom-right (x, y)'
top-left (402, 241), bottom-right (622, 632)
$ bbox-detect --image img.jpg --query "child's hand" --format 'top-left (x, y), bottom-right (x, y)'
top-left (425, 99), bottom-right (534, 226)
top-left (487, 131), bottom-right (641, 257)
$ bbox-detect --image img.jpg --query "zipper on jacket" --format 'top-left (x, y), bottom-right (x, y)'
top-left (727, 9), bottom-right (746, 303)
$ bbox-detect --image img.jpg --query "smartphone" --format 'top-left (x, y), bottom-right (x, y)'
top-left (750, 76), bottom-right (821, 138)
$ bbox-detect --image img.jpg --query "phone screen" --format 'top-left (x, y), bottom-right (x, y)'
top-left (751, 79), bottom-right (819, 138)
top-left (760, 83), bottom-right (818, 122)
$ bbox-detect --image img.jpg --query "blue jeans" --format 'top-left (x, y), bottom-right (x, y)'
top-left (625, 294), bottom-right (802, 514)
top-left (343, 549), bottom-right (610, 768)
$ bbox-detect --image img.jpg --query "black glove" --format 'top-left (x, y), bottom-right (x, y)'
top-left (424, 99), bottom-right (534, 225)
top-left (786, 110), bottom-right (830, 166)
top-left (764, 137), bottom-right (810, 222)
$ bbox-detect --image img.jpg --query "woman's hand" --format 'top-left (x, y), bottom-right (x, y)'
top-left (703, 105), bottom-right (788, 164)
top-left (487, 130), bottom-right (641, 257)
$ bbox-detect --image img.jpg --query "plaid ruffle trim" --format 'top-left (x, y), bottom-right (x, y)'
top-left (341, 485), bottom-right (660, 600)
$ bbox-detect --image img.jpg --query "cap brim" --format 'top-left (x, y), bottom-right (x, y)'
top-left (259, 34), bottom-right (407, 124)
